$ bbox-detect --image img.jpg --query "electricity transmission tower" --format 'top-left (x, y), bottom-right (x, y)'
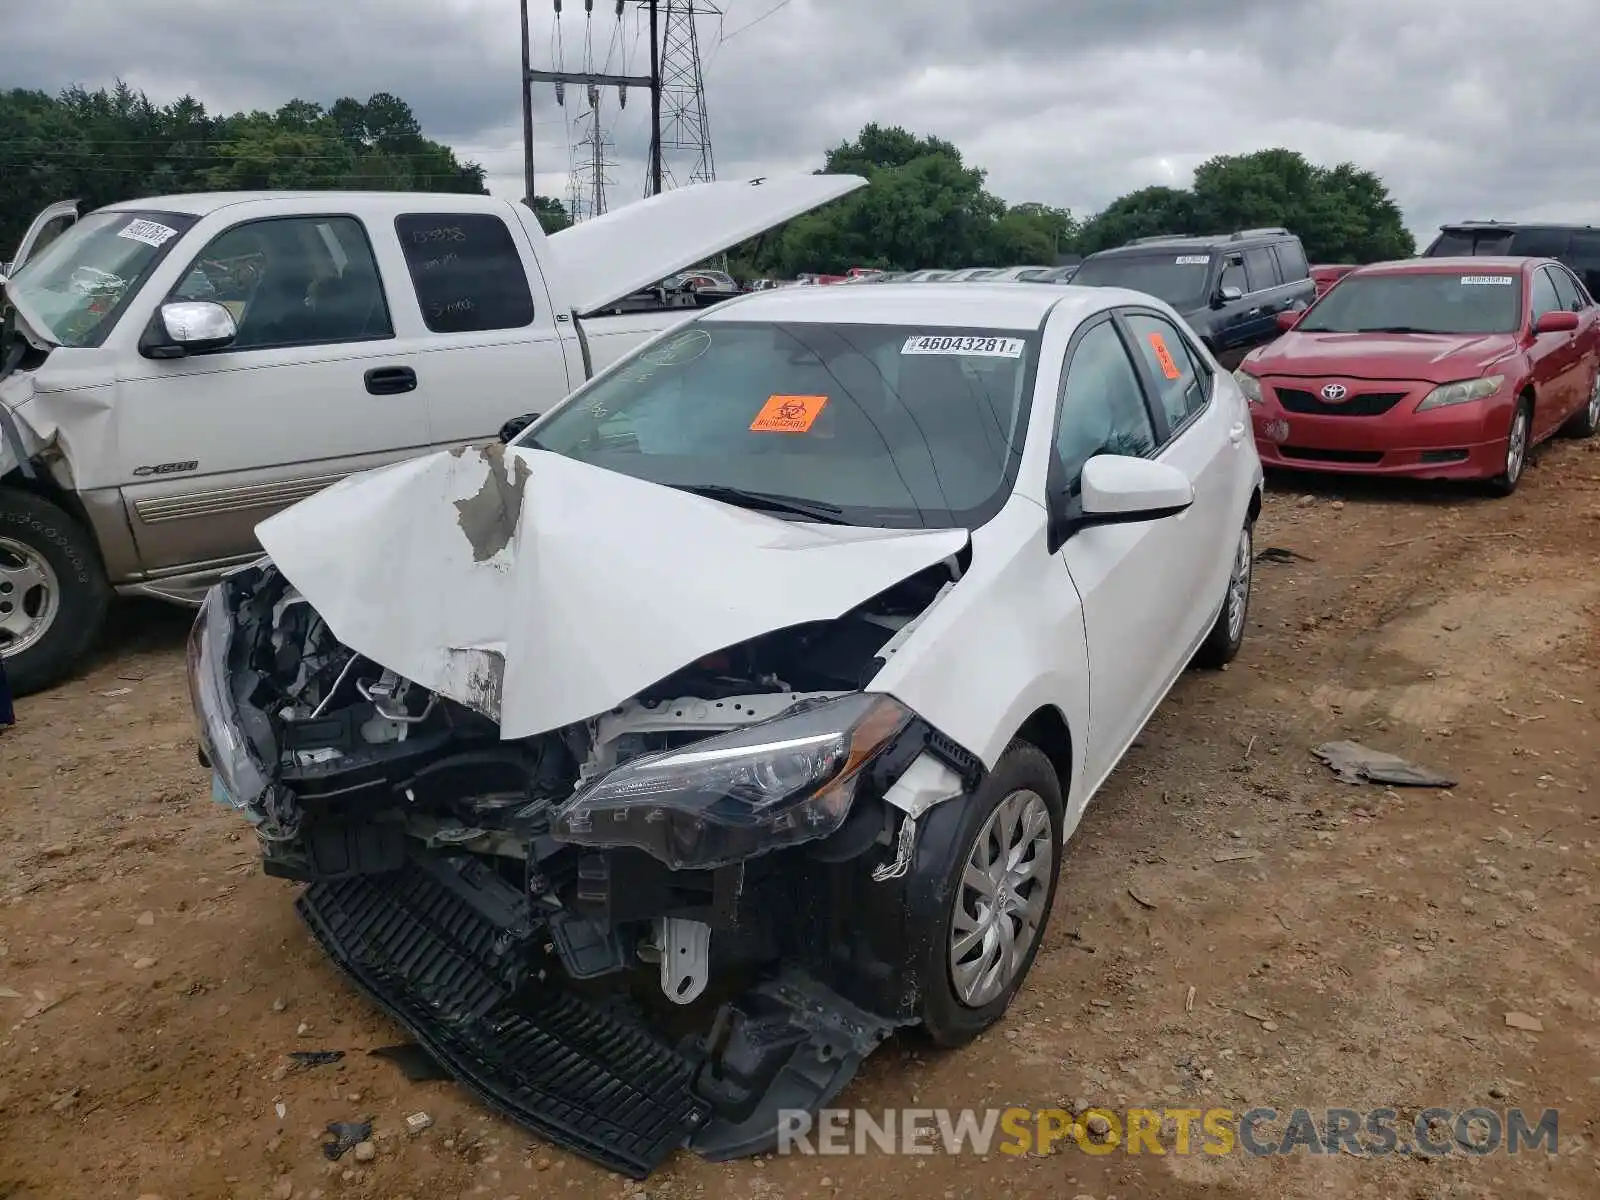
top-left (647, 0), bottom-right (719, 195)
top-left (568, 88), bottom-right (616, 222)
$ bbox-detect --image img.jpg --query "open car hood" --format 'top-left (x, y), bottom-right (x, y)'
top-left (254, 444), bottom-right (967, 739)
top-left (546, 174), bottom-right (865, 316)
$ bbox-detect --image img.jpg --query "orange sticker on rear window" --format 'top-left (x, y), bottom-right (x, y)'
top-left (750, 394), bottom-right (828, 433)
top-left (1148, 333), bottom-right (1181, 380)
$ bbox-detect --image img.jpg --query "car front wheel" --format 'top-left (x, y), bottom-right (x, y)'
top-left (1490, 397), bottom-right (1533, 496)
top-left (1193, 519), bottom-right (1253, 669)
top-left (906, 740), bottom-right (1065, 1048)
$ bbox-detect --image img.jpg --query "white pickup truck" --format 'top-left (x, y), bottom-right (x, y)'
top-left (0, 175), bottom-right (864, 694)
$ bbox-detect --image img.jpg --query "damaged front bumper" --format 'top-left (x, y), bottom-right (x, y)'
top-left (191, 561), bottom-right (979, 1177)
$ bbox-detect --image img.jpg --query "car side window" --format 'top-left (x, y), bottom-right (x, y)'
top-left (1242, 247), bottom-right (1279, 293)
top-left (1548, 266), bottom-right (1583, 311)
top-left (169, 216), bottom-right (393, 350)
top-left (1054, 319), bottom-right (1159, 496)
top-left (1217, 254), bottom-right (1247, 296)
top-left (1124, 311), bottom-right (1210, 428)
top-left (1529, 268), bottom-right (1561, 322)
top-left (1273, 239), bottom-right (1309, 282)
top-left (394, 213), bottom-right (536, 333)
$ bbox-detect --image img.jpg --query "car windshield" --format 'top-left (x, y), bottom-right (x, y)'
top-left (527, 320), bottom-right (1040, 528)
top-left (1295, 272), bottom-right (1522, 334)
top-left (1071, 253), bottom-right (1211, 309)
top-left (5, 210), bottom-right (195, 347)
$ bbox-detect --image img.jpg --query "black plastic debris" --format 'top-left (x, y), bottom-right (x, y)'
top-left (369, 1043), bottom-right (451, 1083)
top-left (288, 1050), bottom-right (345, 1069)
top-left (1313, 741), bottom-right (1456, 787)
top-left (1255, 546), bottom-right (1314, 565)
top-left (322, 1119), bottom-right (373, 1161)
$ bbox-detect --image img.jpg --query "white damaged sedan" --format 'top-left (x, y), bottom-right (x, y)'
top-left (187, 281), bottom-right (1263, 1177)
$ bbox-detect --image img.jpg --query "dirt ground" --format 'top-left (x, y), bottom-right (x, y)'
top-left (2, 441), bottom-right (1598, 1200)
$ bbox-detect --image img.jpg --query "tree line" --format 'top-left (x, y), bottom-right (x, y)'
top-left (1, 85), bottom-right (1415, 275)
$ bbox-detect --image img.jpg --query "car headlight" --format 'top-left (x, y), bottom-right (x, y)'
top-left (186, 584), bottom-right (270, 813)
top-left (1233, 369), bottom-right (1263, 405)
top-left (1416, 375), bottom-right (1504, 411)
top-left (550, 693), bottom-right (914, 870)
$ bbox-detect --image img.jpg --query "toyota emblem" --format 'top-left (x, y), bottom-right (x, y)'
top-left (1320, 383), bottom-right (1348, 401)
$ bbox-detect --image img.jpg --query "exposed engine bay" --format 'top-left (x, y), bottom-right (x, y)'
top-left (192, 555), bottom-right (983, 1177)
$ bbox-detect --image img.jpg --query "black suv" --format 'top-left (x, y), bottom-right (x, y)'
top-left (1071, 228), bottom-right (1316, 367)
top-left (1423, 222), bottom-right (1600, 299)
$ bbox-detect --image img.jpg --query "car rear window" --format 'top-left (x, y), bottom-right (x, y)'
top-left (1072, 253), bottom-right (1211, 310)
top-left (1296, 272), bottom-right (1522, 335)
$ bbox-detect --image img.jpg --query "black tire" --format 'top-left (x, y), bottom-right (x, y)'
top-left (1560, 372), bottom-right (1600, 438)
top-left (1489, 396), bottom-right (1533, 496)
top-left (1193, 519), bottom-right (1253, 669)
top-left (906, 740), bottom-right (1065, 1048)
top-left (0, 489), bottom-right (110, 695)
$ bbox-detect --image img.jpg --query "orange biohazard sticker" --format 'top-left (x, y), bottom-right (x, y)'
top-left (750, 394), bottom-right (828, 433)
top-left (1148, 333), bottom-right (1181, 380)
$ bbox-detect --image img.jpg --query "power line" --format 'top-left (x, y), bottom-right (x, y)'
top-left (717, 0), bottom-right (790, 42)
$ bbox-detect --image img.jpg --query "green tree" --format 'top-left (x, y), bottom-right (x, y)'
top-left (1075, 151), bottom-right (1412, 263)
top-left (0, 83), bottom-right (486, 254)
top-left (525, 195), bottom-right (572, 234)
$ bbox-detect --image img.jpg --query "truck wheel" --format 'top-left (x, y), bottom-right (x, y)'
top-left (0, 490), bottom-right (111, 695)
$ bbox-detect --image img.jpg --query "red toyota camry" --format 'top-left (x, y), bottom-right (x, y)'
top-left (1236, 257), bottom-right (1600, 492)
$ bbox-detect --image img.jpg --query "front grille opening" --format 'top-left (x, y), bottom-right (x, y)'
top-left (1274, 388), bottom-right (1407, 416)
top-left (1280, 446), bottom-right (1385, 464)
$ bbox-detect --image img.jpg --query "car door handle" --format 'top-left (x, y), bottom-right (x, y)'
top-left (1246, 307), bottom-right (1264, 317)
top-left (364, 366), bottom-right (417, 395)
top-left (1229, 421), bottom-right (1246, 444)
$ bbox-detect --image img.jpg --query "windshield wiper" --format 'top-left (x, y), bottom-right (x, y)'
top-left (1353, 325), bottom-right (1436, 334)
top-left (670, 483), bottom-right (850, 524)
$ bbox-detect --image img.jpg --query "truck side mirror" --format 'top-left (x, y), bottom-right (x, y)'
top-left (499, 413), bottom-right (540, 443)
top-left (140, 301), bottom-right (238, 359)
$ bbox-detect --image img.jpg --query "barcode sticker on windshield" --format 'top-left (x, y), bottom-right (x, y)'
top-left (1175, 255), bottom-right (1210, 265)
top-left (1460, 275), bottom-right (1514, 285)
top-left (117, 219), bottom-right (178, 248)
top-left (902, 335), bottom-right (1024, 357)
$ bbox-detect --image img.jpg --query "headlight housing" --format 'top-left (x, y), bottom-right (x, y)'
top-left (1416, 375), bottom-right (1504, 411)
top-left (186, 583), bottom-right (270, 814)
top-left (1233, 369), bottom-right (1263, 405)
top-left (550, 692), bottom-right (914, 870)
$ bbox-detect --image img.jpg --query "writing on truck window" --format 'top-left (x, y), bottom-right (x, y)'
top-left (394, 214), bottom-right (536, 334)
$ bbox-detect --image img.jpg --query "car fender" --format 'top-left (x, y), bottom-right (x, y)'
top-left (866, 496), bottom-right (1091, 808)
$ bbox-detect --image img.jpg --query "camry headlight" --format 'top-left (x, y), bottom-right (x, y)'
top-left (550, 693), bottom-right (914, 870)
top-left (186, 584), bottom-right (270, 813)
top-left (1416, 375), bottom-right (1504, 411)
top-left (1233, 369), bottom-right (1263, 405)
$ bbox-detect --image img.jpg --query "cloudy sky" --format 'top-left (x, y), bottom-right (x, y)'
top-left (11, 0), bottom-right (1599, 244)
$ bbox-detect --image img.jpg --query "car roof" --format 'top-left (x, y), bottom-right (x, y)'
top-left (100, 191), bottom-right (511, 217)
top-left (1438, 220), bottom-right (1597, 231)
top-left (1352, 256), bottom-right (1538, 276)
top-left (698, 281), bottom-right (1151, 328)
top-left (1091, 233), bottom-right (1286, 256)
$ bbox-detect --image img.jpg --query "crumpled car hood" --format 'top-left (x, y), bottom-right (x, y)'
top-left (254, 444), bottom-right (968, 739)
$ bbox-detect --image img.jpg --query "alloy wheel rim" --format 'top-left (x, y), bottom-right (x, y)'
top-left (1589, 377), bottom-right (1600, 427)
top-left (1506, 409), bottom-right (1529, 483)
top-left (949, 789), bottom-right (1054, 1008)
top-left (1227, 527), bottom-right (1252, 643)
top-left (0, 536), bottom-right (61, 658)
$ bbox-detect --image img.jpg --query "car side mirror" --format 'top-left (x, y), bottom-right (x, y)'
top-left (1047, 455), bottom-right (1195, 550)
top-left (1275, 310), bottom-right (1303, 332)
top-left (140, 300), bottom-right (237, 359)
top-left (1215, 284), bottom-right (1244, 307)
top-left (1534, 310), bottom-right (1579, 335)
top-left (499, 412), bottom-right (540, 443)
